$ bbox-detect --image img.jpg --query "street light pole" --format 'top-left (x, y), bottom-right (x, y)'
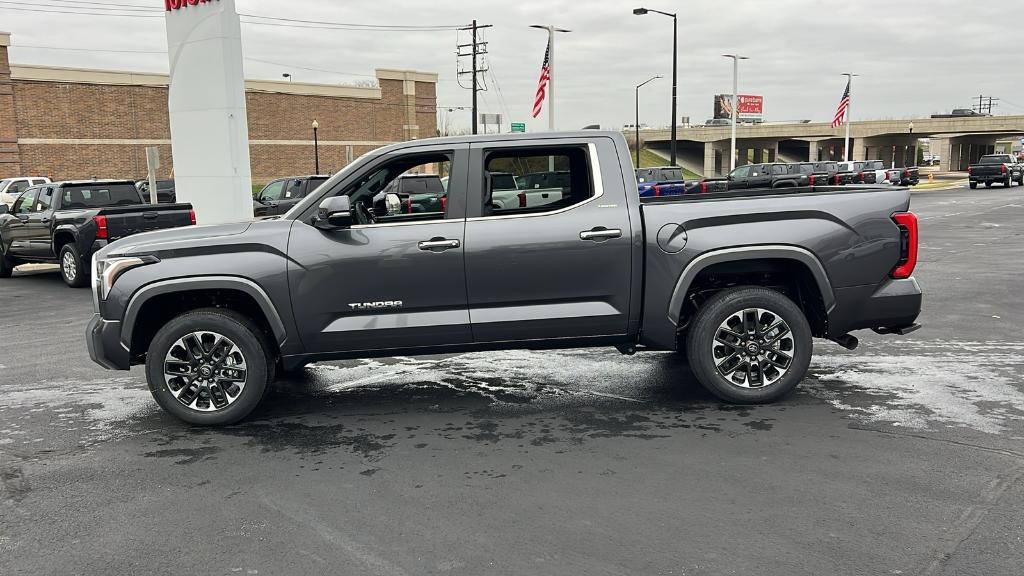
top-left (530, 24), bottom-right (571, 132)
top-left (635, 75), bottom-right (662, 167)
top-left (311, 119), bottom-right (320, 174)
top-left (722, 54), bottom-right (748, 172)
top-left (633, 8), bottom-right (677, 166)
top-left (907, 121), bottom-right (914, 167)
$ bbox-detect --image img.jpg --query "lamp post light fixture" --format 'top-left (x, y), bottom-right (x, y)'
top-left (311, 119), bottom-right (320, 174)
top-left (907, 121), bottom-right (914, 167)
top-left (635, 75), bottom-right (662, 167)
top-left (282, 73), bottom-right (292, 83)
top-left (633, 7), bottom-right (678, 167)
top-left (722, 54), bottom-right (749, 172)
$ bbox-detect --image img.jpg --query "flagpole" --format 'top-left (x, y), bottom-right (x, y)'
top-left (548, 27), bottom-right (555, 133)
top-left (842, 72), bottom-right (857, 162)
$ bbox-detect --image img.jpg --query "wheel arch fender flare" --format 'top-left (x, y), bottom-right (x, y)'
top-left (667, 245), bottom-right (836, 325)
top-left (120, 276), bottom-right (289, 350)
top-left (53, 225), bottom-right (79, 253)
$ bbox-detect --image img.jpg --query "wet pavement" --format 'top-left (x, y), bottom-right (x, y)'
top-left (1, 184), bottom-right (1022, 575)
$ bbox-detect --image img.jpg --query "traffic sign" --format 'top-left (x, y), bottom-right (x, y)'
top-left (511, 122), bottom-right (526, 133)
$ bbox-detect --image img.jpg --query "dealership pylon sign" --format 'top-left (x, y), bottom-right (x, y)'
top-left (164, 0), bottom-right (253, 224)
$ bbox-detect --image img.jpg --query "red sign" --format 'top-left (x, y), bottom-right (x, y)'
top-left (165, 0), bottom-right (218, 11)
top-left (736, 95), bottom-right (764, 116)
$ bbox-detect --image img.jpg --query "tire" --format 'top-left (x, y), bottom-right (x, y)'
top-left (1005, 176), bottom-right (1013, 188)
top-left (969, 181), bottom-right (977, 189)
top-left (145, 308), bottom-right (275, 426)
top-left (0, 243), bottom-right (13, 279)
top-left (985, 181), bottom-right (992, 188)
top-left (58, 244), bottom-right (87, 288)
top-left (685, 287), bottom-right (812, 404)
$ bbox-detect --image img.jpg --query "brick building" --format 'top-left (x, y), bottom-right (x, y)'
top-left (0, 32), bottom-right (438, 182)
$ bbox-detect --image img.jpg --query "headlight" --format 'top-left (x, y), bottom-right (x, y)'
top-left (93, 255), bottom-right (158, 301)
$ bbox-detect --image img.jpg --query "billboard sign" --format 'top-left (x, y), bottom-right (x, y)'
top-left (714, 94), bottom-right (764, 121)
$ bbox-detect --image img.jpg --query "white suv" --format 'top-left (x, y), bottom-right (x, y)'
top-left (0, 177), bottom-right (51, 207)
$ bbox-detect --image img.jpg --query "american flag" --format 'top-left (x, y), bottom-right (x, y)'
top-left (831, 78), bottom-right (850, 128)
top-left (531, 38), bottom-right (551, 119)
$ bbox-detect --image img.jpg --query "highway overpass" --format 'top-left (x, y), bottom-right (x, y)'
top-left (637, 115), bottom-right (1024, 176)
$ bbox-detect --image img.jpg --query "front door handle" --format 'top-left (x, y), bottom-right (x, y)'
top-left (418, 238), bottom-right (460, 251)
top-left (580, 228), bottom-right (622, 241)
top-left (40, 217), bottom-right (50, 224)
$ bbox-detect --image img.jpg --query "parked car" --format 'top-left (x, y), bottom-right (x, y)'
top-left (968, 154), bottom-right (1023, 189)
top-left (376, 174), bottom-right (447, 214)
top-left (135, 179), bottom-right (177, 204)
top-left (836, 161), bottom-right (877, 185)
top-left (704, 118), bottom-right (731, 127)
top-left (727, 163), bottom-right (810, 189)
top-left (860, 160), bottom-right (893, 184)
top-left (253, 175), bottom-right (330, 217)
top-left (794, 162), bottom-right (840, 186)
top-left (0, 180), bottom-right (194, 287)
top-left (887, 167), bottom-right (920, 187)
top-left (636, 167), bottom-right (686, 197)
top-left (0, 177), bottom-right (51, 207)
top-left (86, 131), bottom-right (921, 425)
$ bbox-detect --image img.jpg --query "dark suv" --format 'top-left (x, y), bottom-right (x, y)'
top-left (727, 163), bottom-right (810, 189)
top-left (253, 175), bottom-right (330, 217)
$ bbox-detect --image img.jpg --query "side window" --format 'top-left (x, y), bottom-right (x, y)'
top-left (12, 189), bottom-right (38, 215)
top-left (481, 146), bottom-right (593, 216)
top-left (772, 164), bottom-right (788, 175)
top-left (750, 165), bottom-right (762, 177)
top-left (7, 180), bottom-right (25, 195)
top-left (32, 179), bottom-right (47, 185)
top-left (284, 179), bottom-right (304, 199)
top-left (259, 180), bottom-right (286, 202)
top-left (38, 187), bottom-right (54, 211)
top-left (731, 165), bottom-right (751, 179)
top-left (336, 152), bottom-right (453, 224)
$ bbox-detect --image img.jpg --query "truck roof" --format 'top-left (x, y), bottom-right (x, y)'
top-left (52, 179), bottom-right (137, 187)
top-left (372, 130), bottom-right (622, 154)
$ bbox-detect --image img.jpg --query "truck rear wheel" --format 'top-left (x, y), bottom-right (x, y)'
top-left (59, 244), bottom-right (87, 288)
top-left (145, 308), bottom-right (275, 426)
top-left (685, 287), bottom-right (812, 404)
top-left (969, 181), bottom-right (977, 189)
top-left (0, 245), bottom-right (13, 278)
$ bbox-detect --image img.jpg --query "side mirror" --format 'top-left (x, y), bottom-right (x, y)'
top-left (384, 193), bottom-right (402, 215)
top-left (0, 204), bottom-right (8, 215)
top-left (315, 196), bottom-right (352, 229)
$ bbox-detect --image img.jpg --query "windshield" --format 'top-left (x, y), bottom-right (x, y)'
top-left (61, 183), bottom-right (143, 208)
top-left (864, 161), bottom-right (884, 170)
top-left (980, 155), bottom-right (1011, 164)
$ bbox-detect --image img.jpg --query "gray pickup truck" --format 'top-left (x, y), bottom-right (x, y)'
top-left (86, 131), bottom-right (922, 425)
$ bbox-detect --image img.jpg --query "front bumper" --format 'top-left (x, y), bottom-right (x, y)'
top-left (827, 277), bottom-right (923, 338)
top-left (86, 313), bottom-right (130, 370)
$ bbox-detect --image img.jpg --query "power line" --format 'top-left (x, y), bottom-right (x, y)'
top-left (15, 44), bottom-right (166, 54)
top-left (238, 13), bottom-right (467, 31)
top-left (0, 4), bottom-right (161, 17)
top-left (29, 0), bottom-right (159, 9)
top-left (0, 0), bottom-right (159, 13)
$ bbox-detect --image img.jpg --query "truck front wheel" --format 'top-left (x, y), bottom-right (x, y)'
top-left (685, 287), bottom-right (812, 404)
top-left (145, 308), bottom-right (275, 426)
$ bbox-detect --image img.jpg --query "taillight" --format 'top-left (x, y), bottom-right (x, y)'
top-left (188, 209), bottom-right (196, 226)
top-left (700, 181), bottom-right (708, 194)
top-left (440, 196), bottom-right (448, 213)
top-left (406, 199), bottom-right (413, 214)
top-left (890, 212), bottom-right (918, 279)
top-left (94, 215), bottom-right (108, 239)
top-left (1001, 164), bottom-right (1007, 174)
top-left (858, 171), bottom-right (865, 183)
top-left (653, 185), bottom-right (661, 197)
top-left (834, 174), bottom-right (841, 185)
top-left (903, 169), bottom-right (909, 178)
top-left (967, 166), bottom-right (973, 175)
top-left (517, 192), bottom-right (527, 207)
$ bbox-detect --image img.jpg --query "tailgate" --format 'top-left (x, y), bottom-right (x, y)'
top-left (971, 165), bottom-right (1002, 176)
top-left (97, 203), bottom-right (193, 240)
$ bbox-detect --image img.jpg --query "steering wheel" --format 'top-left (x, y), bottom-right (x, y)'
top-left (354, 201), bottom-right (377, 225)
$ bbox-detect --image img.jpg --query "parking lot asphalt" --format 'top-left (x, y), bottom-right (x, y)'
top-left (2, 183), bottom-right (1022, 576)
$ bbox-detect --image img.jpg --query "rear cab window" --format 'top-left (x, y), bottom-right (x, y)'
top-left (61, 183), bottom-right (143, 208)
top-left (478, 145), bottom-right (595, 217)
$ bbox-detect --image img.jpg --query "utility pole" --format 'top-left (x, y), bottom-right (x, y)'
top-left (457, 20), bottom-right (492, 135)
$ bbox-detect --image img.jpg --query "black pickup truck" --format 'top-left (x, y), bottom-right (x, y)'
top-left (968, 154), bottom-right (1023, 189)
top-left (0, 180), bottom-right (194, 287)
top-left (86, 131), bottom-right (922, 425)
top-left (727, 163), bottom-right (810, 189)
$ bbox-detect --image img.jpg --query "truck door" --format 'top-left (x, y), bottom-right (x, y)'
top-left (27, 186), bottom-right (55, 257)
top-left (463, 138), bottom-right (633, 342)
top-left (5, 188), bottom-right (38, 256)
top-left (287, 144), bottom-right (472, 354)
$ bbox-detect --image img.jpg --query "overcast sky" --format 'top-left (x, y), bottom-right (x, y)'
top-left (2, 0), bottom-right (1022, 131)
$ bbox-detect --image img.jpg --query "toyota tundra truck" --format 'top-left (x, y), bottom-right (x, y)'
top-left (86, 132), bottom-right (922, 425)
top-left (968, 154), bottom-right (1023, 188)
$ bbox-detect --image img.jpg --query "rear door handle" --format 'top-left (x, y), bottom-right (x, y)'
top-left (418, 238), bottom-right (460, 251)
top-left (580, 228), bottom-right (622, 241)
